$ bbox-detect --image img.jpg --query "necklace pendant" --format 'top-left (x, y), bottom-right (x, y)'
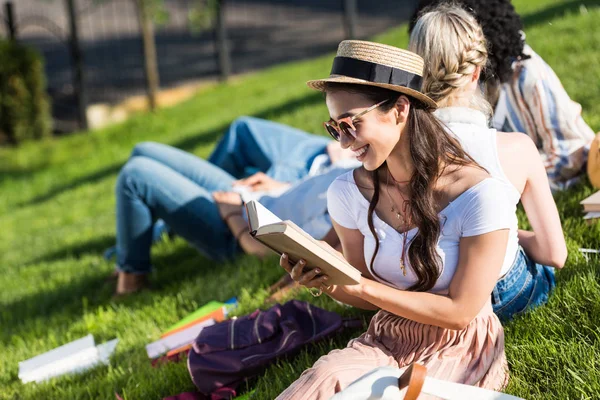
top-left (400, 262), bottom-right (407, 276)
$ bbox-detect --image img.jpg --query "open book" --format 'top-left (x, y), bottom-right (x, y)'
top-left (245, 200), bottom-right (361, 286)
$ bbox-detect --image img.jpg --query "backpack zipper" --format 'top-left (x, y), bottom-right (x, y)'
top-left (276, 329), bottom-right (298, 353)
top-left (254, 311), bottom-right (262, 344)
top-left (306, 303), bottom-right (316, 338)
top-left (230, 316), bottom-right (237, 350)
top-left (241, 329), bottom-right (299, 363)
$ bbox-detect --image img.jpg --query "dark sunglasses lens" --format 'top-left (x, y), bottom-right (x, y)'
top-left (325, 124), bottom-right (341, 141)
top-left (340, 121), bottom-right (356, 138)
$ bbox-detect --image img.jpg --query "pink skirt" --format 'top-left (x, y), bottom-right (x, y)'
top-left (276, 302), bottom-right (508, 399)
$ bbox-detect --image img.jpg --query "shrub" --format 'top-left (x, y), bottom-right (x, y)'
top-left (0, 40), bottom-right (52, 144)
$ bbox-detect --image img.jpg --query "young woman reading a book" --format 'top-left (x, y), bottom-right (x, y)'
top-left (408, 4), bottom-right (567, 322)
top-left (277, 40), bottom-right (512, 398)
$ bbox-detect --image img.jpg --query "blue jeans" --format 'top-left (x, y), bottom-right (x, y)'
top-left (115, 117), bottom-right (330, 273)
top-left (492, 247), bottom-right (556, 322)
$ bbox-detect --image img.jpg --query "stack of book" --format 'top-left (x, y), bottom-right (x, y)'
top-left (146, 298), bottom-right (237, 359)
top-left (580, 191), bottom-right (600, 224)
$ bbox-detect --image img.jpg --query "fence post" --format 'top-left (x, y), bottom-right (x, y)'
top-left (66, 0), bottom-right (88, 130)
top-left (342, 0), bottom-right (357, 39)
top-left (136, 0), bottom-right (159, 111)
top-left (5, 1), bottom-right (16, 40)
top-left (215, 0), bottom-right (230, 82)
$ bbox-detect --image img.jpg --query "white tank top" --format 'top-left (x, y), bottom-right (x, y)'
top-left (434, 107), bottom-right (521, 275)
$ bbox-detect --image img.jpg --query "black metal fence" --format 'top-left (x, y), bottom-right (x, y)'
top-left (1, 0), bottom-right (417, 133)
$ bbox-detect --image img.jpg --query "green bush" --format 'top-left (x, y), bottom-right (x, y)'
top-left (0, 39), bottom-right (52, 144)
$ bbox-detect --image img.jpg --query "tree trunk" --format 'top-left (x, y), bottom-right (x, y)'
top-left (135, 0), bottom-right (159, 111)
top-left (66, 0), bottom-right (88, 130)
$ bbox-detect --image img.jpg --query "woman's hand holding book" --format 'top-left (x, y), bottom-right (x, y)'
top-left (279, 253), bottom-right (333, 297)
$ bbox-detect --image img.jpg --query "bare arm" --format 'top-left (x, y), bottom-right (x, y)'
top-left (286, 229), bottom-right (509, 330)
top-left (226, 214), bottom-right (272, 257)
top-left (213, 191), bottom-right (272, 257)
top-left (342, 230), bottom-right (509, 330)
top-left (497, 132), bottom-right (567, 268)
top-left (517, 136), bottom-right (567, 268)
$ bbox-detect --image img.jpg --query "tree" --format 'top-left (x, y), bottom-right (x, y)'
top-left (133, 0), bottom-right (218, 111)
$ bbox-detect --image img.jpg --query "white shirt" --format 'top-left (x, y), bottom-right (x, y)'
top-left (327, 172), bottom-right (515, 294)
top-left (434, 107), bottom-right (520, 276)
top-left (492, 45), bottom-right (595, 191)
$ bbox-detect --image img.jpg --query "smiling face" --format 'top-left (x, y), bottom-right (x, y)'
top-left (325, 90), bottom-right (410, 171)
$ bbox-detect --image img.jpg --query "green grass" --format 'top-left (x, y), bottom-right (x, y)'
top-left (1, 0), bottom-right (600, 398)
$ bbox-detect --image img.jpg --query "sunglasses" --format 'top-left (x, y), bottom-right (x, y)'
top-left (323, 99), bottom-right (390, 141)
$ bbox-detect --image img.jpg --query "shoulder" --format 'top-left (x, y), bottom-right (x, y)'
top-left (495, 131), bottom-right (539, 192)
top-left (327, 169), bottom-right (363, 229)
top-left (496, 131), bottom-right (539, 167)
top-left (455, 178), bottom-right (515, 236)
top-left (327, 169), bottom-right (359, 204)
top-left (439, 165), bottom-right (490, 204)
top-left (496, 131), bottom-right (537, 153)
top-left (442, 165), bottom-right (514, 210)
top-left (328, 169), bottom-right (356, 190)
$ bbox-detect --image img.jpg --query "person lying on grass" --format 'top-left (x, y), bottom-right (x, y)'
top-left (111, 117), bottom-right (359, 295)
top-left (410, 0), bottom-right (598, 192)
top-left (277, 40), bottom-right (511, 399)
top-left (409, 4), bottom-right (566, 321)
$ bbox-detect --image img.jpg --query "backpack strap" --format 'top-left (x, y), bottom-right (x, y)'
top-left (398, 363), bottom-right (427, 400)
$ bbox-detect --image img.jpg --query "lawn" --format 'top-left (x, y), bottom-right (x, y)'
top-left (1, 0), bottom-right (600, 398)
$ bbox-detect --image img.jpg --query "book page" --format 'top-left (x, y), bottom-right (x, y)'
top-left (246, 200), bottom-right (282, 229)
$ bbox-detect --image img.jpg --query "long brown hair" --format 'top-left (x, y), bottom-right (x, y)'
top-left (324, 82), bottom-right (477, 292)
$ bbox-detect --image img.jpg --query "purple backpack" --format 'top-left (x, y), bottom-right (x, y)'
top-left (187, 300), bottom-right (360, 399)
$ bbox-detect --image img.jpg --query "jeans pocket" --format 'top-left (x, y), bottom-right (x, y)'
top-left (514, 276), bottom-right (539, 318)
top-left (494, 268), bottom-right (533, 320)
top-left (526, 266), bottom-right (554, 310)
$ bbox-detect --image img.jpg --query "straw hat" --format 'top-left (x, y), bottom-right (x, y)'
top-left (307, 40), bottom-right (437, 109)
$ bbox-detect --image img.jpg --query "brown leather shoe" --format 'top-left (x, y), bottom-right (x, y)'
top-left (115, 271), bottom-right (150, 295)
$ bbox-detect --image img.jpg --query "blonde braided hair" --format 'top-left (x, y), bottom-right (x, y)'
top-left (409, 3), bottom-right (492, 118)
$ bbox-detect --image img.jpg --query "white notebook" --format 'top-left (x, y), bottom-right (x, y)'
top-left (18, 335), bottom-right (119, 383)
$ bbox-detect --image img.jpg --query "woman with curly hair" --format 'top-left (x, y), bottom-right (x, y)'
top-left (410, 0), bottom-right (597, 191)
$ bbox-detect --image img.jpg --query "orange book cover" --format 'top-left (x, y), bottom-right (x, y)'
top-left (166, 343), bottom-right (193, 358)
top-left (161, 308), bottom-right (225, 338)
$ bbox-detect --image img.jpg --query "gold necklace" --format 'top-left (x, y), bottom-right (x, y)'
top-left (385, 170), bottom-right (411, 276)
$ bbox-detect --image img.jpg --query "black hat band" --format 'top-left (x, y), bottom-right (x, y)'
top-left (330, 56), bottom-right (423, 92)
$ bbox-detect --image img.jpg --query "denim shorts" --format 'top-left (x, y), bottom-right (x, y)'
top-left (492, 247), bottom-right (556, 322)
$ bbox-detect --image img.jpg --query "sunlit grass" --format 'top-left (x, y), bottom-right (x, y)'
top-left (1, 1), bottom-right (599, 398)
